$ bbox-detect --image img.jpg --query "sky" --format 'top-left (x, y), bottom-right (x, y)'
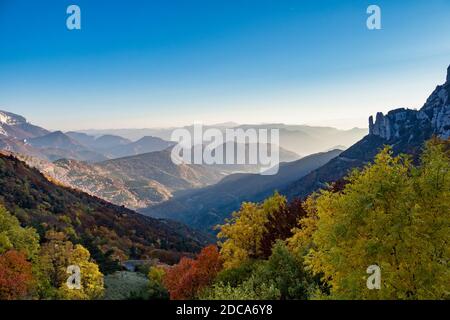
top-left (0, 0), bottom-right (449, 131)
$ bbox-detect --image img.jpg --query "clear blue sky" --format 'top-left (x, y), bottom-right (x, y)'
top-left (0, 0), bottom-right (449, 130)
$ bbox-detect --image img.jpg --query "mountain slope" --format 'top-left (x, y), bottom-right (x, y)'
top-left (15, 148), bottom-right (228, 210)
top-left (283, 65), bottom-right (450, 200)
top-left (0, 110), bottom-right (49, 139)
top-left (0, 152), bottom-right (212, 268)
top-left (27, 131), bottom-right (108, 162)
top-left (141, 149), bottom-right (342, 232)
top-left (107, 136), bottom-right (174, 158)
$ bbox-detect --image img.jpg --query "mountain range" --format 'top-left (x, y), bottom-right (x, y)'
top-left (141, 65), bottom-right (450, 233)
top-left (80, 124), bottom-right (367, 157)
top-left (141, 149), bottom-right (343, 232)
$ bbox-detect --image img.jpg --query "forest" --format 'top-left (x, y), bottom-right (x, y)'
top-left (1, 138), bottom-right (448, 300)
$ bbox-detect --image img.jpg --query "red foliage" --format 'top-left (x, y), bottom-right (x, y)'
top-left (163, 245), bottom-right (223, 300)
top-left (260, 198), bottom-right (308, 258)
top-left (0, 250), bottom-right (34, 300)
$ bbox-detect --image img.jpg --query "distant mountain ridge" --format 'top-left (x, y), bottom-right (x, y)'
top-left (141, 149), bottom-right (343, 233)
top-left (0, 112), bottom-right (176, 162)
top-left (80, 124), bottom-right (367, 157)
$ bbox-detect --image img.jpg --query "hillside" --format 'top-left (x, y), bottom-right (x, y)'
top-left (15, 148), bottom-right (228, 209)
top-left (0, 152), bottom-right (212, 270)
top-left (141, 149), bottom-right (342, 232)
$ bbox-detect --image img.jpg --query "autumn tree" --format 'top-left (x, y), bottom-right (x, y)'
top-left (38, 232), bottom-right (104, 300)
top-left (217, 193), bottom-right (286, 269)
top-left (0, 250), bottom-right (34, 300)
top-left (299, 140), bottom-right (449, 299)
top-left (163, 245), bottom-right (222, 300)
top-left (0, 206), bottom-right (40, 299)
top-left (260, 198), bottom-right (307, 258)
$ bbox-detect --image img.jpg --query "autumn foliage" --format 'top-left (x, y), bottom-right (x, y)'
top-left (0, 250), bottom-right (34, 300)
top-left (163, 245), bottom-right (223, 299)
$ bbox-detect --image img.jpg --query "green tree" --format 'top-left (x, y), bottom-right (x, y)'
top-left (147, 266), bottom-right (169, 300)
top-left (0, 205), bottom-right (39, 260)
top-left (300, 140), bottom-right (449, 299)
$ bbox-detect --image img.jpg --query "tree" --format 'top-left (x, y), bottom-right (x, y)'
top-left (38, 233), bottom-right (104, 300)
top-left (260, 198), bottom-right (307, 258)
top-left (147, 266), bottom-right (169, 300)
top-left (163, 245), bottom-right (223, 300)
top-left (256, 241), bottom-right (314, 300)
top-left (0, 205), bottom-right (40, 260)
top-left (200, 279), bottom-right (280, 300)
top-left (300, 141), bottom-right (449, 299)
top-left (217, 193), bottom-right (286, 269)
top-left (0, 250), bottom-right (34, 300)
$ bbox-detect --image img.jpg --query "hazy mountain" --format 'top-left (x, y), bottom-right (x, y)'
top-left (141, 149), bottom-right (342, 233)
top-left (282, 64), bottom-right (450, 200)
top-left (16, 148), bottom-right (228, 210)
top-left (107, 136), bottom-right (175, 158)
top-left (27, 131), bottom-right (109, 162)
top-left (99, 149), bottom-right (226, 191)
top-left (28, 131), bottom-right (86, 150)
top-left (66, 132), bottom-right (132, 150)
top-left (0, 152), bottom-right (212, 268)
top-left (80, 124), bottom-right (366, 157)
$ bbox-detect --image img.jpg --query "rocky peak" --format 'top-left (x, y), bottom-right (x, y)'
top-left (447, 65), bottom-right (450, 83)
top-left (0, 110), bottom-right (27, 126)
top-left (369, 65), bottom-right (450, 140)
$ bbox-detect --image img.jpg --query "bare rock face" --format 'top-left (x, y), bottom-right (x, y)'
top-left (369, 65), bottom-right (450, 140)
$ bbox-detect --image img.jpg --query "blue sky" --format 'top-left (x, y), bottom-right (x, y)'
top-left (0, 0), bottom-right (449, 130)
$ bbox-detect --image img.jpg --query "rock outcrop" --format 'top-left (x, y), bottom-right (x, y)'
top-left (369, 65), bottom-right (450, 140)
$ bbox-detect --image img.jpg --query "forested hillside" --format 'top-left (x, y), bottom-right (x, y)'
top-left (0, 153), bottom-right (212, 272)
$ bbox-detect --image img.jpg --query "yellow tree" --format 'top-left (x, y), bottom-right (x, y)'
top-left (217, 192), bottom-right (286, 269)
top-left (298, 140), bottom-right (449, 299)
top-left (39, 233), bottom-right (104, 300)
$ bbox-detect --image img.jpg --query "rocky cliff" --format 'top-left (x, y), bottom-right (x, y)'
top-left (369, 65), bottom-right (450, 140)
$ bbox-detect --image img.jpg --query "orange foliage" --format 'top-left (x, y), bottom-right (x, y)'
top-left (163, 245), bottom-right (222, 300)
top-left (0, 250), bottom-right (34, 300)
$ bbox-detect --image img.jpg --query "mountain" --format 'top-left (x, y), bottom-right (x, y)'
top-left (107, 136), bottom-right (174, 158)
top-left (234, 124), bottom-right (366, 156)
top-left (141, 149), bottom-right (342, 233)
top-left (0, 152), bottom-right (212, 269)
top-left (80, 124), bottom-right (367, 157)
top-left (66, 132), bottom-right (174, 159)
top-left (15, 148), bottom-right (228, 210)
top-left (27, 131), bottom-right (109, 162)
top-left (66, 132), bottom-right (132, 151)
top-left (28, 131), bottom-right (87, 150)
top-left (0, 110), bottom-right (49, 139)
top-left (99, 149), bottom-right (226, 192)
top-left (282, 64), bottom-right (450, 200)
